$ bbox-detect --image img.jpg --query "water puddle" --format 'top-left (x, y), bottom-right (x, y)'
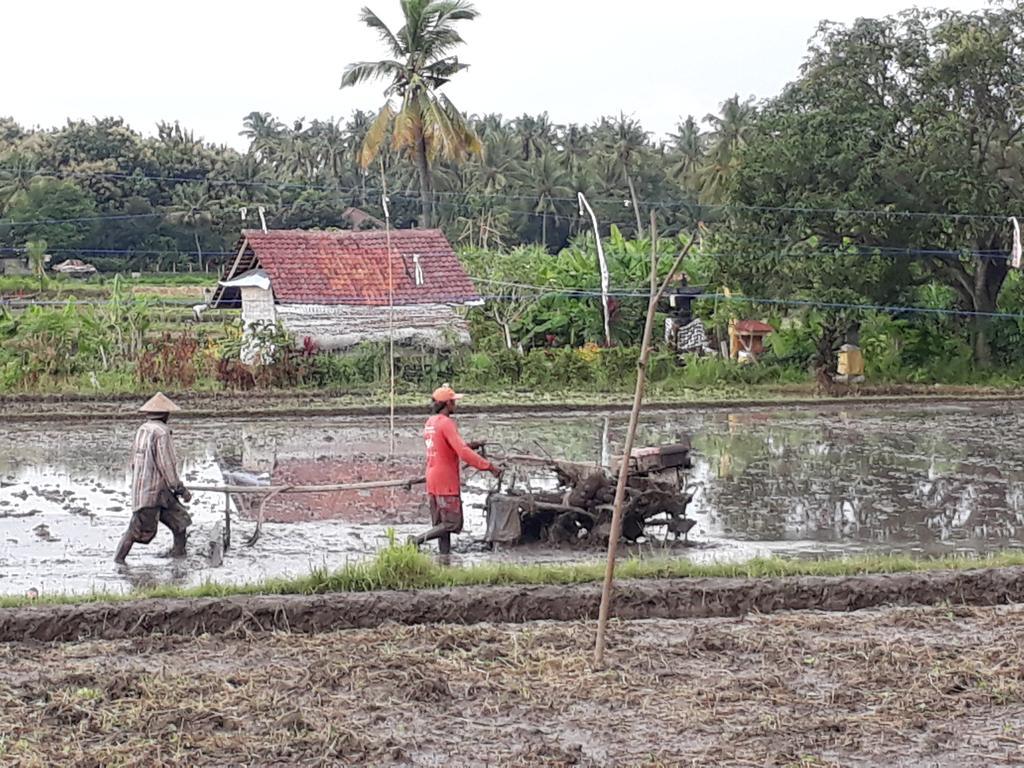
top-left (2, 402), bottom-right (1023, 596)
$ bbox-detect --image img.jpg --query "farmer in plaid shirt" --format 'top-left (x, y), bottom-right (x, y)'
top-left (114, 392), bottom-right (193, 564)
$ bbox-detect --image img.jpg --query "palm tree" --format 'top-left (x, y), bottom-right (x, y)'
top-left (512, 113), bottom-right (554, 161)
top-left (457, 132), bottom-right (516, 247)
top-left (668, 115), bottom-right (705, 193)
top-left (518, 153), bottom-right (573, 248)
top-left (168, 186), bottom-right (214, 271)
top-left (0, 152), bottom-right (40, 213)
top-left (558, 123), bottom-right (592, 180)
top-left (239, 112), bottom-right (285, 162)
top-left (341, 0), bottom-right (482, 228)
top-left (700, 95), bottom-right (756, 202)
top-left (597, 114), bottom-right (650, 236)
top-left (474, 113), bottom-right (508, 143)
top-left (310, 118), bottom-right (348, 183)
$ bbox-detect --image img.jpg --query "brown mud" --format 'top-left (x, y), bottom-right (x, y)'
top-left (2, 388), bottom-right (1023, 423)
top-left (4, 566), bottom-right (1024, 643)
top-left (3, 605), bottom-right (1024, 766)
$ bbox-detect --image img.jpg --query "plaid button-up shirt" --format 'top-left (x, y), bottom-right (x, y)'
top-left (130, 419), bottom-right (183, 511)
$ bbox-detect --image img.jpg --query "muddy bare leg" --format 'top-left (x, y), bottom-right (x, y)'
top-left (415, 522), bottom-right (458, 554)
top-left (113, 533), bottom-right (134, 565)
top-left (170, 530), bottom-right (187, 558)
top-left (160, 503), bottom-right (191, 559)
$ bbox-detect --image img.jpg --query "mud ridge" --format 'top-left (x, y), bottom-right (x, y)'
top-left (4, 566), bottom-right (1024, 643)
top-left (4, 393), bottom-right (1024, 424)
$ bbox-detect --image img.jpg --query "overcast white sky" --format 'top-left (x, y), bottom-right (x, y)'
top-left (3, 0), bottom-right (987, 151)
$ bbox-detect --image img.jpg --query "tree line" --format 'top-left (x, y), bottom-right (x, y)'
top-left (1, 0), bottom-right (1023, 367)
top-left (0, 103), bottom-right (748, 267)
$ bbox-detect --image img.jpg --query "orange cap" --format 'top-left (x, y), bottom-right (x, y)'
top-left (431, 384), bottom-right (464, 403)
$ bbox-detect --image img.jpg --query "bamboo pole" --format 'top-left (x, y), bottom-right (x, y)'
top-left (191, 476), bottom-right (425, 548)
top-left (381, 162), bottom-right (397, 458)
top-left (593, 212), bottom-right (697, 667)
top-left (578, 192), bottom-right (612, 348)
top-left (187, 477), bottom-right (425, 494)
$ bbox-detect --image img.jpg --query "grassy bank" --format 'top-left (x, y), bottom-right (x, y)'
top-left (5, 546), bottom-right (1024, 610)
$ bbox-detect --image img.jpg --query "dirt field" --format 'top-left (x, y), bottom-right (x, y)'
top-left (5, 567), bottom-right (1024, 642)
top-left (1, 604), bottom-right (1022, 767)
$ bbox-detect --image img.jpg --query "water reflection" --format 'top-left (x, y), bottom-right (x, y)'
top-left (689, 404), bottom-right (1024, 552)
top-left (2, 402), bottom-right (1024, 595)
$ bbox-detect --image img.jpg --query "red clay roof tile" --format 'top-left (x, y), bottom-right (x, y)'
top-left (734, 320), bottom-right (775, 334)
top-left (242, 228), bottom-right (479, 306)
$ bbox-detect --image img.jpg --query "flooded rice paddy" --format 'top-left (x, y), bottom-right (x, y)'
top-left (1, 401), bottom-right (1023, 596)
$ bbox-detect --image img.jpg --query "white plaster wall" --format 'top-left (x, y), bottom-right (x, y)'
top-left (276, 303), bottom-right (471, 351)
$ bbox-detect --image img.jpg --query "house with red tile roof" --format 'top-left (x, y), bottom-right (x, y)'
top-left (210, 228), bottom-right (481, 351)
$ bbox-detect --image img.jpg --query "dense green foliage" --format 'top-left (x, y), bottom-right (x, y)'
top-left (0, 104), bottom-right (710, 265)
top-left (712, 4), bottom-right (1024, 365)
top-left (3, 2), bottom-right (1024, 382)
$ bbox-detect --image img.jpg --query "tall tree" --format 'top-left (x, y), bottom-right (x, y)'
top-left (0, 178), bottom-right (97, 249)
top-left (518, 152), bottom-right (572, 248)
top-left (0, 151), bottom-right (40, 213)
top-left (667, 115), bottom-right (705, 194)
top-left (240, 112), bottom-right (285, 162)
top-left (167, 186), bottom-right (214, 271)
top-left (597, 114), bottom-right (650, 236)
top-left (700, 95), bottom-right (755, 203)
top-left (512, 113), bottom-right (554, 161)
top-left (715, 5), bottom-right (1024, 366)
top-left (342, 0), bottom-right (482, 227)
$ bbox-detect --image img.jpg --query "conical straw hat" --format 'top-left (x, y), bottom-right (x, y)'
top-left (139, 392), bottom-right (181, 413)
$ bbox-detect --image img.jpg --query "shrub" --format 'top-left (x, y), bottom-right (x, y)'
top-left (136, 332), bottom-right (202, 388)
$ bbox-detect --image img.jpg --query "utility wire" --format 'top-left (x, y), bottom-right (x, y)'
top-left (0, 165), bottom-right (1019, 222)
top-left (469, 277), bottom-right (1024, 322)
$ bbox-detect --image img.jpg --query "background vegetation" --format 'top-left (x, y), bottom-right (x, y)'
top-left (2, 2), bottom-right (1023, 391)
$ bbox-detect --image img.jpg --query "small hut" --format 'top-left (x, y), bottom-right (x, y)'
top-left (730, 320), bottom-right (774, 361)
top-left (50, 259), bottom-right (96, 278)
top-left (0, 254), bottom-right (31, 276)
top-left (210, 228), bottom-right (481, 351)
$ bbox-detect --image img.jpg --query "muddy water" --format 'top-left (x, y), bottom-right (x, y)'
top-left (1, 401), bottom-right (1023, 596)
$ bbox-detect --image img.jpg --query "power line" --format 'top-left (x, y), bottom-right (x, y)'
top-left (1, 165), bottom-right (1019, 222)
top-left (4, 275), bottom-right (1017, 323)
top-left (0, 246), bottom-right (235, 257)
top-left (0, 193), bottom-right (1015, 240)
top-left (469, 277), bottom-right (1024, 322)
top-left (708, 294), bottom-right (1024, 321)
top-left (0, 211), bottom-right (167, 227)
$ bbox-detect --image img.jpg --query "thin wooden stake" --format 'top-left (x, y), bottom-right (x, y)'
top-left (381, 160), bottom-right (396, 458)
top-left (594, 211), bottom-right (696, 667)
top-left (223, 491), bottom-right (231, 552)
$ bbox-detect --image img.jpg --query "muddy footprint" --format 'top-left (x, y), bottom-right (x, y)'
top-left (32, 524), bottom-right (60, 543)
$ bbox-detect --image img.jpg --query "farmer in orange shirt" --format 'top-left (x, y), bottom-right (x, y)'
top-left (413, 384), bottom-right (502, 554)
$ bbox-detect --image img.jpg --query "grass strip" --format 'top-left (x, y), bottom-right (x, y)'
top-left (3, 545), bottom-right (1024, 610)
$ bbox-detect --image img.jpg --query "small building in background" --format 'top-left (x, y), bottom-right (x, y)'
top-left (836, 343), bottom-right (865, 382)
top-left (210, 228), bottom-right (481, 352)
top-left (0, 256), bottom-right (31, 276)
top-left (50, 258), bottom-right (96, 278)
top-left (729, 319), bottom-right (775, 362)
top-left (341, 207), bottom-right (384, 230)
top-left (663, 276), bottom-right (711, 356)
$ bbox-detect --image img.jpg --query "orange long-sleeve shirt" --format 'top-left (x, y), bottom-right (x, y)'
top-left (424, 413), bottom-right (493, 496)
